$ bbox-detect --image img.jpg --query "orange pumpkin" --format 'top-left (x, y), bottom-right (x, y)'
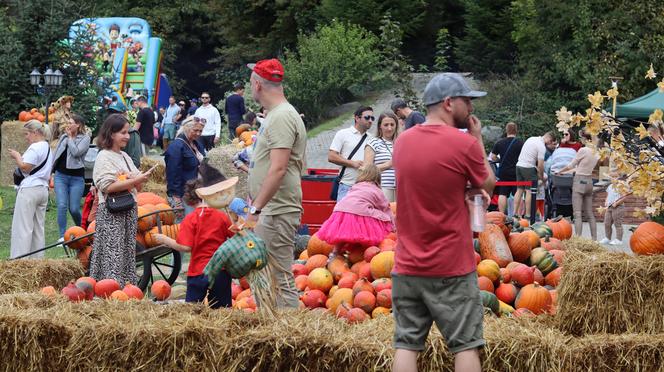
top-left (544, 267), bottom-right (562, 287)
top-left (136, 192), bottom-right (167, 206)
top-left (630, 222), bottom-right (664, 255)
top-left (540, 236), bottom-right (564, 251)
top-left (30, 108), bottom-right (39, 114)
top-left (77, 246), bottom-right (92, 270)
top-left (305, 254), bottom-right (328, 272)
top-left (352, 277), bottom-right (375, 296)
top-left (327, 256), bottom-right (350, 281)
top-left (64, 226), bottom-right (89, 250)
top-left (86, 221), bottom-right (96, 243)
top-left (478, 224), bottom-right (513, 267)
top-left (477, 276), bottom-right (495, 292)
top-left (136, 233), bottom-right (147, 249)
top-left (122, 283), bottom-right (144, 300)
top-left (155, 203), bottom-right (175, 225)
top-left (235, 123), bottom-right (251, 137)
top-left (369, 251), bottom-right (394, 279)
top-left (353, 290), bottom-right (376, 313)
top-left (372, 306), bottom-right (391, 318)
top-left (514, 283), bottom-right (552, 314)
top-left (151, 280), bottom-right (172, 301)
top-left (18, 111), bottom-right (31, 121)
top-left (95, 279), bottom-right (120, 298)
top-left (239, 131), bottom-right (253, 144)
top-left (110, 290), bottom-right (129, 301)
top-left (495, 282), bottom-right (518, 305)
top-left (35, 113), bottom-right (45, 122)
top-left (307, 234), bottom-right (334, 256)
top-left (545, 217), bottom-right (573, 240)
top-left (144, 227), bottom-right (159, 247)
top-left (137, 206), bottom-right (156, 231)
top-left (507, 232), bottom-right (537, 263)
top-left (295, 275), bottom-right (308, 291)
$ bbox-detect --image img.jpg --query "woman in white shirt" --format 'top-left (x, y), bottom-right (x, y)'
top-left (7, 120), bottom-right (54, 258)
top-left (364, 111), bottom-right (399, 202)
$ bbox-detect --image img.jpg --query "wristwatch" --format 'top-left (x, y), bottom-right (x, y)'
top-left (249, 206), bottom-right (261, 215)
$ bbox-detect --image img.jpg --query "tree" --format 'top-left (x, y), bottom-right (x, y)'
top-left (0, 9), bottom-right (30, 122)
top-left (318, 0), bottom-right (426, 36)
top-left (455, 0), bottom-right (516, 75)
top-left (434, 28), bottom-right (452, 71)
top-left (284, 21), bottom-right (380, 122)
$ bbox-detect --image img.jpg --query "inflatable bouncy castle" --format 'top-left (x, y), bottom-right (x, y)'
top-left (69, 17), bottom-right (172, 108)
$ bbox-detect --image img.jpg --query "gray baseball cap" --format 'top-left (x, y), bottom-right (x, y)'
top-left (390, 98), bottom-right (408, 112)
top-left (422, 73), bottom-right (486, 106)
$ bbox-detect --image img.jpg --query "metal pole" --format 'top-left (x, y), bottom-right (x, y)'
top-left (44, 88), bottom-right (50, 126)
top-left (530, 180), bottom-right (538, 225)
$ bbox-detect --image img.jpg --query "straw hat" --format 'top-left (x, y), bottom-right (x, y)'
top-left (195, 160), bottom-right (238, 209)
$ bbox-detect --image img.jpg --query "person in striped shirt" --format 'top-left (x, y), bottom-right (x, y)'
top-left (364, 111), bottom-right (399, 202)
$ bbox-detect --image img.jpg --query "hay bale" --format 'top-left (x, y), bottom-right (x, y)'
top-left (207, 144), bottom-right (249, 200)
top-left (1, 120), bottom-right (29, 186)
top-left (1, 294), bottom-right (664, 371)
top-left (563, 236), bottom-right (604, 253)
top-left (0, 259), bottom-right (84, 295)
top-left (556, 245), bottom-right (664, 335)
top-left (140, 156), bottom-right (166, 184)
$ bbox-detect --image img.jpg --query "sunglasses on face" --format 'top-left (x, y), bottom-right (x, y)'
top-left (194, 117), bottom-right (207, 124)
top-left (178, 103), bottom-right (185, 106)
top-left (201, 96), bottom-right (210, 100)
top-left (363, 115), bottom-right (375, 121)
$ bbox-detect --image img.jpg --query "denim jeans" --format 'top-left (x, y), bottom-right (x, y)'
top-left (336, 182), bottom-right (352, 202)
top-left (186, 273), bottom-right (232, 308)
top-left (54, 171), bottom-right (85, 237)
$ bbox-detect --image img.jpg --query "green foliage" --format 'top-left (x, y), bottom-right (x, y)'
top-left (284, 21), bottom-right (380, 123)
top-left (319, 0), bottom-right (427, 36)
top-left (455, 0), bottom-right (516, 75)
top-left (472, 74), bottom-right (573, 146)
top-left (511, 0), bottom-right (664, 108)
top-left (378, 15), bottom-right (418, 108)
top-left (0, 9), bottom-right (30, 122)
top-left (434, 28), bottom-right (452, 71)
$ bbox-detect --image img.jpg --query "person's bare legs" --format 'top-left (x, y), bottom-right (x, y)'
top-left (523, 190), bottom-right (533, 218)
top-left (498, 195), bottom-right (507, 213)
top-left (513, 188), bottom-right (524, 216)
top-left (455, 349), bottom-right (482, 372)
top-left (393, 349), bottom-right (418, 372)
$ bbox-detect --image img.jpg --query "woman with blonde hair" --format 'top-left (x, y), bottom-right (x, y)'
top-left (8, 119), bottom-right (54, 258)
top-left (52, 113), bottom-right (90, 240)
top-left (364, 111), bottom-right (399, 202)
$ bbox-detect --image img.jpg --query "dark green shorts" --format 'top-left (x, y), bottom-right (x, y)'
top-left (516, 166), bottom-right (538, 189)
top-left (392, 272), bottom-right (485, 354)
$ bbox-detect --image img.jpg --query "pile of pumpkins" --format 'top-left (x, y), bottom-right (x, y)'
top-left (40, 276), bottom-right (172, 302)
top-left (228, 234), bottom-right (396, 321)
top-left (63, 192), bottom-right (180, 269)
top-left (235, 124), bottom-right (258, 147)
top-left (17, 107), bottom-right (48, 122)
top-left (475, 212), bottom-right (572, 317)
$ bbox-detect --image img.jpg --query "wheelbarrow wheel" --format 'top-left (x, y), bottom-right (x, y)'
top-left (136, 247), bottom-right (182, 292)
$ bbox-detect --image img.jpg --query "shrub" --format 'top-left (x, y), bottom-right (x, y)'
top-left (284, 20), bottom-right (380, 123)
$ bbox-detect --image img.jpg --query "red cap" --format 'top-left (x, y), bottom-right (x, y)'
top-left (247, 59), bottom-right (284, 82)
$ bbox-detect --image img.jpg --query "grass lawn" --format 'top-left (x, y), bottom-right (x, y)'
top-left (306, 92), bottom-right (382, 138)
top-left (0, 186), bottom-right (74, 260)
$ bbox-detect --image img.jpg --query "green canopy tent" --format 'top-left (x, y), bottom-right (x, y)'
top-left (615, 88), bottom-right (664, 119)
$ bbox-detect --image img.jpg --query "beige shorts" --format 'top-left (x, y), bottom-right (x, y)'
top-left (392, 271), bottom-right (485, 354)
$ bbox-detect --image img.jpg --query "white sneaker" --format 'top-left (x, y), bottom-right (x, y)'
top-left (610, 239), bottom-right (623, 245)
top-left (598, 238), bottom-right (610, 244)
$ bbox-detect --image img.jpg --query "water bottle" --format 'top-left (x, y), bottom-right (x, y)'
top-left (471, 194), bottom-right (485, 232)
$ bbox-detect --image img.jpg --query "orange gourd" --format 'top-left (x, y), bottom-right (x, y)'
top-left (64, 226), bottom-right (89, 250)
top-left (137, 206), bottom-right (156, 231)
top-left (353, 290), bottom-right (376, 313)
top-left (540, 236), bottom-right (564, 251)
top-left (18, 111), bottom-right (31, 121)
top-left (514, 283), bottom-right (552, 314)
top-left (95, 279), bottom-right (121, 298)
top-left (327, 256), bottom-right (350, 281)
top-left (307, 234), bottom-right (334, 256)
top-left (477, 260), bottom-right (500, 282)
top-left (136, 192), bottom-right (167, 206)
top-left (478, 224), bottom-right (513, 267)
top-left (235, 123), bottom-right (251, 137)
top-left (477, 276), bottom-right (495, 292)
top-left (86, 221), bottom-right (96, 243)
top-left (77, 246), bottom-right (92, 270)
top-left (307, 268), bottom-right (334, 293)
top-left (630, 222), bottom-right (664, 255)
top-left (155, 203), bottom-right (175, 225)
top-left (110, 290), bottom-right (129, 301)
top-left (544, 267), bottom-right (562, 287)
top-left (545, 217), bottom-right (573, 240)
top-left (372, 306), bottom-right (391, 318)
top-left (305, 254), bottom-right (328, 272)
top-left (507, 232), bottom-right (537, 263)
top-left (369, 251), bottom-right (394, 279)
top-left (151, 280), bottom-right (172, 300)
top-left (144, 227), bottom-right (160, 247)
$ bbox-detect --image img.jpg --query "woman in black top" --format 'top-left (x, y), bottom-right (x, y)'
top-left (52, 113), bottom-right (90, 239)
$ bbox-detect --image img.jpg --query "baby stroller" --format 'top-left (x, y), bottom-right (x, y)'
top-left (546, 174), bottom-right (574, 219)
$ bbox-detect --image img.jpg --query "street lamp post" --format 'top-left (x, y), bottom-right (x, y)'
top-left (29, 68), bottom-right (64, 126)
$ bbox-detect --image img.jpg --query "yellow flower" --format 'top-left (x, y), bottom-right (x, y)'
top-left (246, 240), bottom-right (256, 249)
top-left (587, 91), bottom-right (604, 108)
top-left (255, 259), bottom-right (262, 268)
top-left (556, 121), bottom-right (570, 133)
top-left (571, 113), bottom-right (585, 126)
top-left (649, 109), bottom-right (663, 124)
top-left (606, 87), bottom-right (619, 99)
top-left (596, 206), bottom-right (607, 215)
top-left (646, 63), bottom-right (657, 79)
top-left (636, 124), bottom-right (649, 139)
top-left (556, 106), bottom-right (572, 123)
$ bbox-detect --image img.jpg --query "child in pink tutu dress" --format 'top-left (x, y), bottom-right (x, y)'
top-left (317, 165), bottom-right (394, 261)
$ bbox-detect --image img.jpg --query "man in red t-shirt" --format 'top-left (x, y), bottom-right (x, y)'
top-left (391, 73), bottom-right (495, 372)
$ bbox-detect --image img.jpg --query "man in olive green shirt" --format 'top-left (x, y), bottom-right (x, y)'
top-left (247, 59), bottom-right (307, 308)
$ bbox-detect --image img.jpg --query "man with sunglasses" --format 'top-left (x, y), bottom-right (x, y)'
top-left (328, 106), bottom-right (375, 201)
top-left (194, 92), bottom-right (222, 151)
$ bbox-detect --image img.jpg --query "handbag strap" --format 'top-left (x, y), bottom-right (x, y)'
top-left (28, 142), bottom-right (50, 175)
top-left (104, 151), bottom-right (133, 197)
top-left (380, 138), bottom-right (393, 156)
top-left (339, 133), bottom-right (368, 179)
